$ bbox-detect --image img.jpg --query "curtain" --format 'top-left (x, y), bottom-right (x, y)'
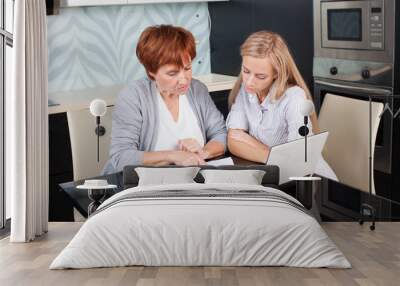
top-left (7, 0), bottom-right (49, 242)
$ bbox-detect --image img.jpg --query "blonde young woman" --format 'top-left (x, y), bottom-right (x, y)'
top-left (226, 31), bottom-right (320, 164)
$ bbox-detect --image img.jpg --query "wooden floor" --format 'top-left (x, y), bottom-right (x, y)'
top-left (1, 222), bottom-right (399, 286)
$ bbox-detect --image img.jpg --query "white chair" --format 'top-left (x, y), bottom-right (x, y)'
top-left (67, 106), bottom-right (114, 181)
top-left (318, 93), bottom-right (383, 195)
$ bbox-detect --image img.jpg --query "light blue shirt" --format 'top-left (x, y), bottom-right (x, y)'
top-left (226, 84), bottom-right (312, 147)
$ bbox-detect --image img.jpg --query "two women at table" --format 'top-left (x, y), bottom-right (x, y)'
top-left (103, 25), bottom-right (318, 173)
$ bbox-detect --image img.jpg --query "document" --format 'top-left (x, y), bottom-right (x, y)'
top-left (207, 157), bottom-right (234, 166)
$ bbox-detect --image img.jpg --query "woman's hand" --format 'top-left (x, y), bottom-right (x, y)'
top-left (178, 138), bottom-right (209, 159)
top-left (178, 138), bottom-right (202, 153)
top-left (169, 150), bottom-right (206, 166)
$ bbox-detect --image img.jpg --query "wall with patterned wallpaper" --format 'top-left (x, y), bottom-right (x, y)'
top-left (47, 3), bottom-right (211, 93)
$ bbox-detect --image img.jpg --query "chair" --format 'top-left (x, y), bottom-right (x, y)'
top-left (318, 93), bottom-right (384, 195)
top-left (67, 106), bottom-right (114, 181)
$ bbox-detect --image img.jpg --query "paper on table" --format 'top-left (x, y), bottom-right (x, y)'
top-left (314, 157), bottom-right (339, 181)
top-left (206, 157), bottom-right (234, 166)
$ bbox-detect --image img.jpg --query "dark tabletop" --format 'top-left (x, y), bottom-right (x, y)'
top-left (59, 172), bottom-right (124, 218)
top-left (59, 155), bottom-right (263, 218)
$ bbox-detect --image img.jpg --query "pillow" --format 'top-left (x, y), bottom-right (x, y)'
top-left (123, 164), bottom-right (279, 189)
top-left (135, 167), bottom-right (200, 186)
top-left (200, 169), bottom-right (266, 185)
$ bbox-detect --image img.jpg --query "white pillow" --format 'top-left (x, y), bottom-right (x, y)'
top-left (135, 167), bottom-right (200, 186)
top-left (200, 169), bottom-right (266, 185)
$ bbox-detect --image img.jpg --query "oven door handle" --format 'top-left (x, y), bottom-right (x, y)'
top-left (314, 80), bottom-right (392, 96)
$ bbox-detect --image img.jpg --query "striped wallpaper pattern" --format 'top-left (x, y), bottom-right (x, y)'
top-left (47, 3), bottom-right (211, 93)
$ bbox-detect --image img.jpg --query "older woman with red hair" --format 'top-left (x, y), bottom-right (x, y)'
top-left (102, 25), bottom-right (226, 173)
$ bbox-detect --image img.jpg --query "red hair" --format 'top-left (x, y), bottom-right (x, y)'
top-left (136, 25), bottom-right (196, 80)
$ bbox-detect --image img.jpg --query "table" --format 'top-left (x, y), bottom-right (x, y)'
top-left (76, 183), bottom-right (117, 215)
top-left (59, 156), bottom-right (264, 218)
top-left (59, 172), bottom-right (124, 218)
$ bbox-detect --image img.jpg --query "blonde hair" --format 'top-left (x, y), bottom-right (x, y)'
top-left (229, 31), bottom-right (320, 133)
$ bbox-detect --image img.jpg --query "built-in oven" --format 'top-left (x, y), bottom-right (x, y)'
top-left (313, 0), bottom-right (400, 219)
top-left (313, 78), bottom-right (400, 219)
top-left (315, 79), bottom-right (400, 219)
top-left (314, 0), bottom-right (397, 175)
top-left (313, 78), bottom-right (393, 176)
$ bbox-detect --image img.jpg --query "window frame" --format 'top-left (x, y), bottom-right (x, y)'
top-left (1, 0), bottom-right (13, 230)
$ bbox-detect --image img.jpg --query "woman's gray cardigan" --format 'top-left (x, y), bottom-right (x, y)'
top-left (102, 78), bottom-right (227, 174)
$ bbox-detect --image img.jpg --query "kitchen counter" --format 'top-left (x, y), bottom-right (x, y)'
top-left (48, 73), bottom-right (237, 114)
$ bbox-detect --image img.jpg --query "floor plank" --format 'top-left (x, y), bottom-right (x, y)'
top-left (0, 222), bottom-right (399, 286)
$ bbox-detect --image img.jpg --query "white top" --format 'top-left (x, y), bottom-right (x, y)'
top-left (226, 84), bottom-right (311, 147)
top-left (154, 93), bottom-right (205, 151)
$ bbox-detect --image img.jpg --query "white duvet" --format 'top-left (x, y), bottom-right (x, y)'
top-left (50, 183), bottom-right (351, 269)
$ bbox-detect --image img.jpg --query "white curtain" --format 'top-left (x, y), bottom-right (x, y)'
top-left (7, 0), bottom-right (49, 242)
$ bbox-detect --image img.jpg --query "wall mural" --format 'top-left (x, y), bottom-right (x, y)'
top-left (47, 3), bottom-right (211, 93)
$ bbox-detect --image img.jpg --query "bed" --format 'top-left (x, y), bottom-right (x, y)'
top-left (50, 165), bottom-right (351, 269)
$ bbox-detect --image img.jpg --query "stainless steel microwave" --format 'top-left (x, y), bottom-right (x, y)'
top-left (321, 0), bottom-right (384, 50)
top-left (314, 0), bottom-right (395, 63)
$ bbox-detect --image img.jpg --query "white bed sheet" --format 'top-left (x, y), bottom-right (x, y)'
top-left (50, 183), bottom-right (350, 269)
